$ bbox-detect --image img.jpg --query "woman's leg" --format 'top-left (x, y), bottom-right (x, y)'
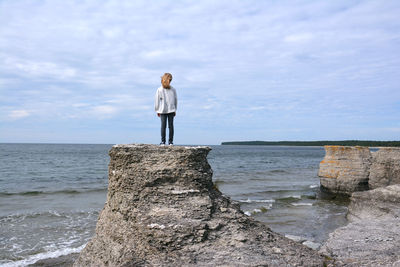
top-left (167, 113), bottom-right (174, 144)
top-left (160, 114), bottom-right (167, 144)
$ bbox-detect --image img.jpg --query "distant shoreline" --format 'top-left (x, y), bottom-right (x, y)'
top-left (221, 140), bottom-right (400, 147)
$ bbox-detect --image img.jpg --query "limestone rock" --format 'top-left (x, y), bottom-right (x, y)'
top-left (320, 218), bottom-right (400, 266)
top-left (320, 185), bottom-right (400, 266)
top-left (302, 241), bottom-right (321, 250)
top-left (317, 146), bottom-right (400, 265)
top-left (285, 234), bottom-right (307, 243)
top-left (347, 184), bottom-right (400, 221)
top-left (318, 146), bottom-right (371, 195)
top-left (74, 144), bottom-right (327, 267)
top-left (369, 147), bottom-right (400, 190)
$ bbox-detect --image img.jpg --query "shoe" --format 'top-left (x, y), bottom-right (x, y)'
top-left (168, 142), bottom-right (173, 146)
top-left (160, 142), bottom-right (166, 146)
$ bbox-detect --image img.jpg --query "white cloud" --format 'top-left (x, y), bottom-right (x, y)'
top-left (72, 103), bottom-right (90, 108)
top-left (0, 0), bottom-right (399, 143)
top-left (4, 57), bottom-right (77, 79)
top-left (141, 50), bottom-right (166, 59)
top-left (90, 105), bottom-right (118, 119)
top-left (102, 27), bottom-right (123, 39)
top-left (8, 110), bottom-right (30, 119)
top-left (0, 77), bottom-right (17, 88)
top-left (284, 33), bottom-right (314, 43)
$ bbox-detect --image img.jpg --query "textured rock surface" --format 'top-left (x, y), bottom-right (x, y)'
top-left (320, 185), bottom-right (400, 266)
top-left (369, 147), bottom-right (400, 190)
top-left (29, 253), bottom-right (79, 267)
top-left (74, 144), bottom-right (327, 267)
top-left (318, 146), bottom-right (372, 195)
top-left (347, 184), bottom-right (400, 221)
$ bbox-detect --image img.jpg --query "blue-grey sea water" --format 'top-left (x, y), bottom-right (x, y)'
top-left (0, 144), bottom-right (348, 266)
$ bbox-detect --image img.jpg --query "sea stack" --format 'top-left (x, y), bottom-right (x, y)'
top-left (318, 146), bottom-right (400, 265)
top-left (369, 147), bottom-right (400, 190)
top-left (74, 144), bottom-right (326, 266)
top-left (318, 146), bottom-right (372, 195)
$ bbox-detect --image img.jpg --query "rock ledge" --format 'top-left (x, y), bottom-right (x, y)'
top-left (74, 144), bottom-right (327, 266)
top-left (320, 185), bottom-right (400, 266)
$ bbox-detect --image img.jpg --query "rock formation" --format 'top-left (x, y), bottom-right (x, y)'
top-left (74, 144), bottom-right (327, 267)
top-left (319, 146), bottom-right (400, 195)
top-left (318, 146), bottom-right (400, 265)
top-left (347, 184), bottom-right (400, 221)
top-left (369, 147), bottom-right (400, 190)
top-left (318, 146), bottom-right (372, 195)
top-left (320, 184), bottom-right (400, 266)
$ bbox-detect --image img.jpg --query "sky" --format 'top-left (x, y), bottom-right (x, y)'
top-left (1, 0), bottom-right (399, 145)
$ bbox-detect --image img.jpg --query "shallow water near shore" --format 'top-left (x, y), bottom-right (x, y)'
top-left (0, 144), bottom-right (349, 266)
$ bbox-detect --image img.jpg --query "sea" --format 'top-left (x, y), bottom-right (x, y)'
top-left (0, 144), bottom-right (349, 266)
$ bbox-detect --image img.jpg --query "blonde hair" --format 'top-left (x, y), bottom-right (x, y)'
top-left (161, 73), bottom-right (173, 89)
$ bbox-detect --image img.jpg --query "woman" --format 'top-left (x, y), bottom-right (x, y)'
top-left (154, 73), bottom-right (178, 145)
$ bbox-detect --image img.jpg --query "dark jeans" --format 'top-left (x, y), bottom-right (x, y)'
top-left (160, 113), bottom-right (175, 144)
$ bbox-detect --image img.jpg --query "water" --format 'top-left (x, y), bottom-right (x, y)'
top-left (207, 145), bottom-right (349, 243)
top-left (0, 144), bottom-right (349, 266)
top-left (0, 144), bottom-right (109, 266)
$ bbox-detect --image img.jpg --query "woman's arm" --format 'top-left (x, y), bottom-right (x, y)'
top-left (174, 88), bottom-right (178, 110)
top-left (154, 89), bottom-right (159, 112)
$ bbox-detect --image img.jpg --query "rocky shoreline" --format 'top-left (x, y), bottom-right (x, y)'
top-left (320, 185), bottom-right (400, 266)
top-left (318, 146), bottom-right (400, 266)
top-left (27, 253), bottom-right (79, 267)
top-left (318, 146), bottom-right (400, 195)
top-left (28, 145), bottom-right (400, 266)
top-left (74, 144), bottom-right (328, 266)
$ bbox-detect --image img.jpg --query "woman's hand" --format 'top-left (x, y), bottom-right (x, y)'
top-left (157, 113), bottom-right (160, 117)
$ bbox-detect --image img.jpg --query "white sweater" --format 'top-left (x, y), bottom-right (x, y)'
top-left (154, 86), bottom-right (178, 114)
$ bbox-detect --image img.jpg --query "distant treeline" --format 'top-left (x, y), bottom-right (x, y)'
top-left (221, 140), bottom-right (400, 147)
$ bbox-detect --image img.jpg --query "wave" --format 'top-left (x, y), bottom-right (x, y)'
top-left (291, 202), bottom-right (313, 206)
top-left (237, 193), bottom-right (317, 205)
top-left (0, 244), bottom-right (86, 267)
top-left (0, 210), bottom-right (99, 222)
top-left (275, 195), bottom-right (307, 203)
top-left (238, 198), bottom-right (276, 203)
top-left (239, 188), bottom-right (305, 196)
top-left (0, 188), bottom-right (107, 197)
top-left (244, 205), bottom-right (272, 216)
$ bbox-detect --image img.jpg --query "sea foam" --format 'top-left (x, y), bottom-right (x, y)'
top-left (239, 198), bottom-right (275, 203)
top-left (0, 244), bottom-right (86, 267)
top-left (291, 202), bottom-right (313, 206)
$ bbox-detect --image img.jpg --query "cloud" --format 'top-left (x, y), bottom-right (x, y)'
top-left (141, 50), bottom-right (166, 59)
top-left (3, 56), bottom-right (77, 80)
top-left (284, 33), bottom-right (314, 43)
top-left (90, 105), bottom-right (119, 119)
top-left (102, 27), bottom-right (123, 39)
top-left (0, 0), bottom-right (399, 143)
top-left (8, 110), bottom-right (30, 119)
